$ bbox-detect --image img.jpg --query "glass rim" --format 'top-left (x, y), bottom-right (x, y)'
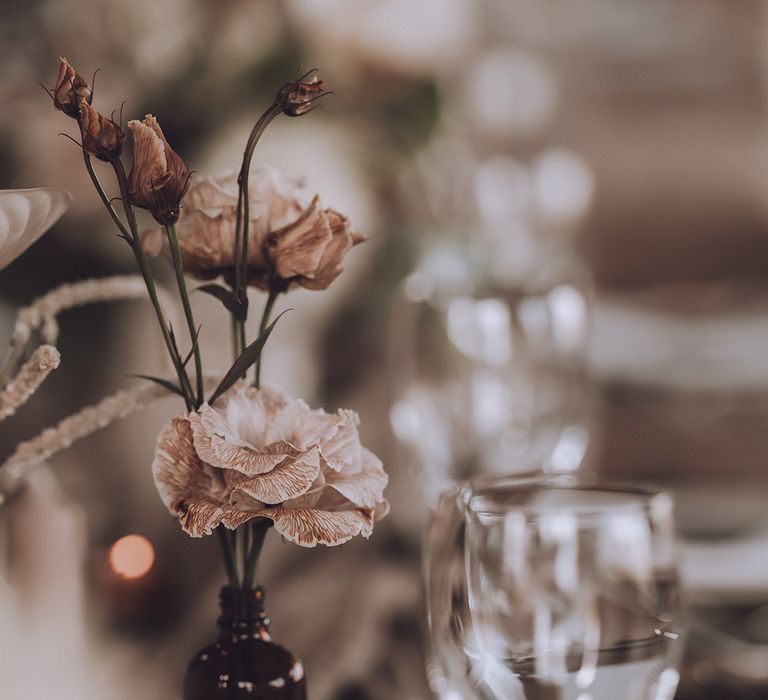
top-left (463, 473), bottom-right (674, 521)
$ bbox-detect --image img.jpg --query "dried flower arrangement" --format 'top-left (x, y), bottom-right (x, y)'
top-left (44, 58), bottom-right (389, 594)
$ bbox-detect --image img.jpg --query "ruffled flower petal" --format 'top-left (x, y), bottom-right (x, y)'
top-left (190, 414), bottom-right (289, 475)
top-left (265, 398), bottom-right (344, 449)
top-left (319, 409), bottom-right (362, 472)
top-left (267, 196), bottom-right (332, 279)
top-left (266, 507), bottom-right (375, 547)
top-left (326, 448), bottom-right (388, 508)
top-left (151, 416), bottom-right (227, 537)
top-left (228, 447), bottom-right (321, 504)
top-left (300, 209), bottom-right (365, 291)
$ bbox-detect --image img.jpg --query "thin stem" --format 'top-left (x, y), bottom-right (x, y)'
top-left (238, 104), bottom-right (282, 300)
top-left (82, 152), bottom-right (131, 240)
top-left (254, 289), bottom-right (278, 389)
top-left (217, 527), bottom-right (238, 588)
top-left (231, 315), bottom-right (244, 362)
top-left (165, 223), bottom-right (205, 407)
top-left (231, 103), bottom-right (283, 358)
top-left (242, 519), bottom-right (271, 589)
top-left (109, 159), bottom-right (195, 410)
top-left (240, 523), bottom-right (252, 586)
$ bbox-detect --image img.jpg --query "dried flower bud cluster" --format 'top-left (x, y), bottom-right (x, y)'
top-left (52, 57), bottom-right (91, 119)
top-left (128, 115), bottom-right (190, 225)
top-left (50, 59), bottom-right (188, 220)
top-left (78, 100), bottom-right (124, 162)
top-left (276, 72), bottom-right (330, 117)
top-left (50, 57), bottom-right (125, 162)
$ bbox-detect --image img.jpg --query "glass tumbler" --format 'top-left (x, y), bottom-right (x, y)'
top-left (427, 476), bottom-right (685, 700)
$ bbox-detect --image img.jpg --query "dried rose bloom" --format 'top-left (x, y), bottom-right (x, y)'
top-left (51, 57), bottom-right (91, 119)
top-left (141, 166), bottom-right (365, 291)
top-left (152, 384), bottom-right (389, 547)
top-left (266, 197), bottom-right (365, 291)
top-left (276, 73), bottom-right (330, 117)
top-left (78, 99), bottom-right (124, 162)
top-left (127, 115), bottom-right (190, 225)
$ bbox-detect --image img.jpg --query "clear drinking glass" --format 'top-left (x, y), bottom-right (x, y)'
top-left (427, 476), bottom-right (684, 700)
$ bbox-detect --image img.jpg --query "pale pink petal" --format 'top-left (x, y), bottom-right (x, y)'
top-left (221, 508), bottom-right (263, 530)
top-left (189, 403), bottom-right (292, 475)
top-left (266, 398), bottom-right (342, 448)
top-left (127, 119), bottom-right (167, 182)
top-left (184, 173), bottom-right (239, 211)
top-left (224, 384), bottom-right (290, 443)
top-left (151, 416), bottom-right (226, 537)
top-left (374, 499), bottom-right (390, 522)
top-left (319, 409), bottom-right (362, 472)
top-left (249, 165), bottom-right (309, 228)
top-left (267, 197), bottom-right (332, 279)
top-left (266, 507), bottom-right (374, 547)
top-left (229, 448), bottom-right (321, 504)
top-left (212, 434), bottom-right (295, 474)
top-left (326, 447), bottom-right (388, 508)
top-left (179, 499), bottom-right (225, 538)
top-left (288, 483), bottom-right (348, 512)
top-left (299, 209), bottom-right (364, 291)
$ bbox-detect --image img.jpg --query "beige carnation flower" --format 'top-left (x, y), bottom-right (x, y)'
top-left (152, 384), bottom-right (388, 547)
top-left (141, 166), bottom-right (365, 291)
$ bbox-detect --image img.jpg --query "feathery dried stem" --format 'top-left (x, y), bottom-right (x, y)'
top-left (0, 346), bottom-right (60, 421)
top-left (0, 373), bottom-right (222, 487)
top-left (1, 276), bottom-right (178, 388)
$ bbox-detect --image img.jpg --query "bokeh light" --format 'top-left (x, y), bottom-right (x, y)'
top-left (109, 535), bottom-right (155, 580)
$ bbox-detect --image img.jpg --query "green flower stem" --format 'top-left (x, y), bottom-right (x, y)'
top-left (237, 103), bottom-right (282, 295)
top-left (109, 158), bottom-right (195, 410)
top-left (254, 289), bottom-right (279, 390)
top-left (231, 103), bottom-right (283, 358)
top-left (217, 527), bottom-right (239, 588)
top-left (82, 152), bottom-right (131, 240)
top-left (231, 316), bottom-right (245, 363)
top-left (243, 519), bottom-right (271, 589)
top-left (164, 223), bottom-right (205, 407)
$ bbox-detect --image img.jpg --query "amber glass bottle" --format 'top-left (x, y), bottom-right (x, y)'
top-left (183, 587), bottom-right (307, 699)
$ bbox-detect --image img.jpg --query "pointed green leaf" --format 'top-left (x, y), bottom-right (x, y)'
top-left (195, 284), bottom-right (249, 322)
top-left (168, 323), bottom-right (182, 357)
top-left (181, 325), bottom-right (203, 369)
top-left (209, 310), bottom-right (290, 405)
top-left (131, 374), bottom-right (186, 398)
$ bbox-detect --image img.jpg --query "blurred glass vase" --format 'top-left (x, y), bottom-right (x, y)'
top-left (390, 243), bottom-right (592, 504)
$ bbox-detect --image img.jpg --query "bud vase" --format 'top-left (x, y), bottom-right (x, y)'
top-left (183, 586), bottom-right (307, 699)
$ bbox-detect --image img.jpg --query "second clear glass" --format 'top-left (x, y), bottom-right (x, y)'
top-left (427, 476), bottom-right (685, 700)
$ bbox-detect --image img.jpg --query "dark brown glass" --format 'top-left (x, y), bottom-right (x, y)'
top-left (183, 587), bottom-right (307, 699)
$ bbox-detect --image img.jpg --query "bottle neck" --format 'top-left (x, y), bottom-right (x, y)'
top-left (218, 586), bottom-right (271, 637)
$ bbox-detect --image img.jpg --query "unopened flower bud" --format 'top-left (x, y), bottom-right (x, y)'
top-left (127, 115), bottom-right (190, 225)
top-left (51, 57), bottom-right (91, 119)
top-left (276, 72), bottom-right (330, 117)
top-left (78, 100), bottom-right (124, 162)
